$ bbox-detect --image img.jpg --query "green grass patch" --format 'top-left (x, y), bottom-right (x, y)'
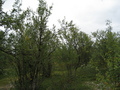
top-left (0, 78), bottom-right (11, 87)
top-left (0, 65), bottom-right (97, 89)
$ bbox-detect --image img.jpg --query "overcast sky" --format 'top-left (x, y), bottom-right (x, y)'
top-left (3, 0), bottom-right (120, 34)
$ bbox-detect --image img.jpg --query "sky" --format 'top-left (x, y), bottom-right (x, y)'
top-left (2, 0), bottom-right (120, 34)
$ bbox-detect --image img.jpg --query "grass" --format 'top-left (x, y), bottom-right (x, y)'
top-left (0, 68), bottom-right (15, 89)
top-left (0, 76), bottom-right (13, 90)
top-left (0, 78), bottom-right (10, 87)
top-left (0, 65), bottom-right (98, 90)
top-left (40, 65), bottom-right (97, 90)
top-left (41, 74), bottom-right (93, 90)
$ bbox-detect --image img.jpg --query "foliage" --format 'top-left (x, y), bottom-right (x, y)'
top-left (0, 0), bottom-right (58, 90)
top-left (91, 21), bottom-right (120, 89)
top-left (58, 19), bottom-right (93, 78)
top-left (0, 31), bottom-right (5, 75)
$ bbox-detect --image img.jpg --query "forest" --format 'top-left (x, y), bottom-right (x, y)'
top-left (0, 0), bottom-right (120, 90)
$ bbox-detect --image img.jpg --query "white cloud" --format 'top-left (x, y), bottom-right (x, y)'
top-left (47, 0), bottom-right (120, 34)
top-left (2, 0), bottom-right (120, 34)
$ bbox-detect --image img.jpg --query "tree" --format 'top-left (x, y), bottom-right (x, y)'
top-left (0, 0), bottom-right (4, 15)
top-left (91, 21), bottom-right (120, 89)
top-left (0, 0), bottom-right (58, 89)
top-left (0, 30), bottom-right (7, 75)
top-left (58, 19), bottom-right (93, 76)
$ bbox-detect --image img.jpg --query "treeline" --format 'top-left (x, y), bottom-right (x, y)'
top-left (0, 0), bottom-right (120, 90)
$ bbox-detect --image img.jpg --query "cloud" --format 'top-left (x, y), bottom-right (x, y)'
top-left (2, 0), bottom-right (120, 34)
top-left (47, 0), bottom-right (120, 34)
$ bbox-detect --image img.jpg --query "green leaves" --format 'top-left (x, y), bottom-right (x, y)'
top-left (91, 24), bottom-right (120, 88)
top-left (0, 0), bottom-right (57, 89)
top-left (58, 19), bottom-right (92, 73)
